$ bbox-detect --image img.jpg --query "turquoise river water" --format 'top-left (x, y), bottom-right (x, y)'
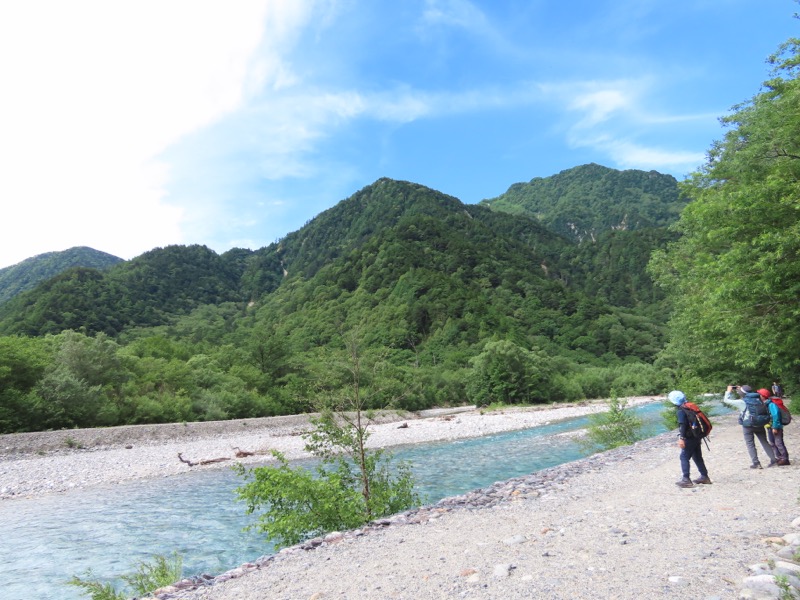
top-left (1, 401), bottom-right (714, 599)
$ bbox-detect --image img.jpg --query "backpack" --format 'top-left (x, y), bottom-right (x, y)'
top-left (681, 402), bottom-right (712, 439)
top-left (772, 397), bottom-right (792, 425)
top-left (740, 392), bottom-right (771, 427)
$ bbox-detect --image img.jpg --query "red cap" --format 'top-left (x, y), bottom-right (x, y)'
top-left (757, 388), bottom-right (771, 398)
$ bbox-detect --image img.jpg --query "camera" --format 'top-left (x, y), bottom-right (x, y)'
top-left (731, 385), bottom-right (738, 390)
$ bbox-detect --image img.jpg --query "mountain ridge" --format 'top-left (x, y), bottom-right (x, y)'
top-left (0, 167), bottom-right (682, 432)
top-left (481, 163), bottom-right (684, 242)
top-left (0, 246), bottom-right (123, 306)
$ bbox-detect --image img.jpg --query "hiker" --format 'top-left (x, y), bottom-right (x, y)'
top-left (773, 381), bottom-right (784, 398)
top-left (759, 388), bottom-right (791, 466)
top-left (731, 385), bottom-right (777, 469)
top-left (669, 390), bottom-right (711, 488)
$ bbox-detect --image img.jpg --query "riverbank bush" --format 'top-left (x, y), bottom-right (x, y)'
top-left (236, 332), bottom-right (420, 547)
top-left (68, 552), bottom-right (182, 600)
top-left (583, 397), bottom-right (644, 450)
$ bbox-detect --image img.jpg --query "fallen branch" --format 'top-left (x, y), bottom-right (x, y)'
top-left (232, 447), bottom-right (255, 458)
top-left (177, 452), bottom-right (232, 467)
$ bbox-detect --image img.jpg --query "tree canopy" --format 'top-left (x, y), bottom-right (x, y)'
top-left (650, 39), bottom-right (800, 386)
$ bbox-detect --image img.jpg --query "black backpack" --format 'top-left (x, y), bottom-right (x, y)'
top-left (740, 392), bottom-right (771, 427)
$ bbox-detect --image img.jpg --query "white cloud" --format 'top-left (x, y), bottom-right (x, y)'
top-left (0, 0), bottom-right (276, 267)
top-left (224, 71), bottom-right (705, 194)
top-left (571, 134), bottom-right (705, 173)
top-left (541, 79), bottom-right (711, 174)
top-left (569, 89), bottom-right (633, 128)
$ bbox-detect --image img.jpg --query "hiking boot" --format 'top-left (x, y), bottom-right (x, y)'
top-left (778, 459), bottom-right (791, 466)
top-left (750, 463), bottom-right (762, 469)
top-left (693, 475), bottom-right (712, 485)
top-left (767, 461), bottom-right (778, 468)
top-left (676, 477), bottom-right (694, 488)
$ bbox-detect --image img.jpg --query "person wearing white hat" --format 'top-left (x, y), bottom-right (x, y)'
top-left (669, 390), bottom-right (711, 488)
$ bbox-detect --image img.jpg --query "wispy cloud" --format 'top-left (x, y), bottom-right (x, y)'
top-left (538, 78), bottom-right (714, 173)
top-left (224, 74), bottom-right (707, 182)
top-left (421, 0), bottom-right (491, 33)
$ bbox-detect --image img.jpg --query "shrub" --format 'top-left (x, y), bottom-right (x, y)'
top-left (68, 552), bottom-right (182, 600)
top-left (582, 397), bottom-right (644, 451)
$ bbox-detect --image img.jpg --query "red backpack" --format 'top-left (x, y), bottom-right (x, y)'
top-left (771, 397), bottom-right (792, 425)
top-left (682, 402), bottom-right (713, 439)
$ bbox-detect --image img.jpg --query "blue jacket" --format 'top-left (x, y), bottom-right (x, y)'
top-left (768, 399), bottom-right (783, 430)
top-left (676, 406), bottom-right (689, 439)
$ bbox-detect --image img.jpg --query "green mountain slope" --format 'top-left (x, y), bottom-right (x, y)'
top-left (0, 175), bottom-right (679, 432)
top-left (0, 246), bottom-right (123, 305)
top-left (241, 177), bottom-right (570, 295)
top-left (481, 163), bottom-right (685, 242)
top-left (231, 179), bottom-right (666, 366)
top-left (0, 244), bottom-right (246, 336)
top-left (0, 178), bottom-right (667, 363)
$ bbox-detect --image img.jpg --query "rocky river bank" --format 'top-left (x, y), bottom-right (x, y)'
top-left (4, 398), bottom-right (800, 598)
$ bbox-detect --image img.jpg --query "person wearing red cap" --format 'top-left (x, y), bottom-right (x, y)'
top-left (758, 388), bottom-right (790, 465)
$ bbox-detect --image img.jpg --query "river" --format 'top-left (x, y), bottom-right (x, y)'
top-left (1, 401), bottom-right (704, 599)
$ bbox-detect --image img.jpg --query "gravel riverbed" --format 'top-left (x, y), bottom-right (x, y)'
top-left (3, 397), bottom-right (799, 599)
top-left (171, 411), bottom-right (800, 600)
top-left (0, 399), bottom-right (629, 499)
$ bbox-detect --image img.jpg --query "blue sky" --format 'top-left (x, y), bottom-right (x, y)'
top-left (0, 0), bottom-right (797, 269)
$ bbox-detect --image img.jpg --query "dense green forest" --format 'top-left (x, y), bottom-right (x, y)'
top-left (0, 166), bottom-right (685, 433)
top-left (0, 246), bottom-right (122, 306)
top-left (650, 38), bottom-right (800, 390)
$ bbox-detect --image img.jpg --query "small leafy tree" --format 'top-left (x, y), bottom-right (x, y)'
top-left (466, 339), bottom-right (551, 406)
top-left (583, 397), bottom-right (644, 451)
top-left (236, 328), bottom-right (420, 549)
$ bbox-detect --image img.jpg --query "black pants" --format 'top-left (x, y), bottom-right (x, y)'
top-left (768, 427), bottom-right (790, 462)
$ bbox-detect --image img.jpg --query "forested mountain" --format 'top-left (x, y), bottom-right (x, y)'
top-left (562, 228), bottom-right (677, 309)
top-left (0, 171), bottom-right (683, 433)
top-left (0, 245), bottom-right (247, 336)
top-left (481, 163), bottom-right (685, 242)
top-left (0, 246), bottom-right (123, 305)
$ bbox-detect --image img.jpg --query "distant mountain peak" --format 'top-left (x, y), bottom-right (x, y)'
top-left (481, 163), bottom-right (684, 242)
top-left (0, 246), bottom-right (124, 305)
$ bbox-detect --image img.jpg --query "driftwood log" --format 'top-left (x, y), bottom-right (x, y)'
top-left (177, 452), bottom-right (231, 467)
